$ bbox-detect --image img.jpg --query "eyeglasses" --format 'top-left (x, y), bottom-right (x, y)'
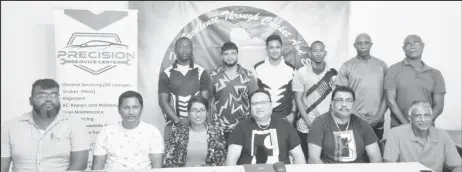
top-left (251, 101), bottom-right (271, 106)
top-left (333, 98), bottom-right (354, 104)
top-left (411, 113), bottom-right (432, 121)
top-left (190, 108), bottom-right (207, 114)
top-left (35, 93), bottom-right (60, 99)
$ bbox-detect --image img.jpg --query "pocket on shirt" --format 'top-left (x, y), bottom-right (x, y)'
top-left (52, 131), bottom-right (72, 151)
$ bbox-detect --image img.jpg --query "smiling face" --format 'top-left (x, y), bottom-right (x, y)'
top-left (188, 102), bottom-right (207, 125)
top-left (409, 105), bottom-right (433, 131)
top-left (118, 97), bottom-right (142, 124)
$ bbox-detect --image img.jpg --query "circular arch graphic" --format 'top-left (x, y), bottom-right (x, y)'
top-left (161, 5), bottom-right (311, 73)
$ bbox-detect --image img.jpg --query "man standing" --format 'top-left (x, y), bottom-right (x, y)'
top-left (1, 79), bottom-right (90, 172)
top-left (210, 42), bottom-right (259, 141)
top-left (335, 33), bottom-right (388, 141)
top-left (225, 89), bottom-right (306, 165)
top-left (293, 40), bottom-right (337, 160)
top-left (158, 37), bottom-right (210, 140)
top-left (384, 34), bottom-right (445, 128)
top-left (253, 34), bottom-right (296, 124)
top-left (384, 100), bottom-right (461, 172)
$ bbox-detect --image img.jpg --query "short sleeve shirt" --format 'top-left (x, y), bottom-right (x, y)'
top-left (334, 56), bottom-right (388, 120)
top-left (307, 112), bottom-right (378, 163)
top-left (210, 64), bottom-right (259, 132)
top-left (384, 59), bottom-right (446, 127)
top-left (292, 63), bottom-right (337, 133)
top-left (93, 121), bottom-right (164, 170)
top-left (158, 63), bottom-right (210, 125)
top-left (254, 59), bottom-right (295, 118)
top-left (1, 112), bottom-right (90, 172)
top-left (227, 117), bottom-right (301, 165)
top-left (384, 124), bottom-right (461, 172)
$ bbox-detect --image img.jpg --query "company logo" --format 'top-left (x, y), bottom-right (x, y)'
top-left (57, 32), bottom-right (135, 75)
top-left (160, 6), bottom-right (311, 73)
top-left (64, 10), bottom-right (128, 31)
top-left (57, 10), bottom-right (135, 75)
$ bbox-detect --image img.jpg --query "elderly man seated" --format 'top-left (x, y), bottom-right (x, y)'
top-left (384, 100), bottom-right (461, 172)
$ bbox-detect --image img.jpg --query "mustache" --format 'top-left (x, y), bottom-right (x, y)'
top-left (33, 103), bottom-right (60, 118)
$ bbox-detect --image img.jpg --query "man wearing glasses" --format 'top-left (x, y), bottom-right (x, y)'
top-left (384, 34), bottom-right (446, 128)
top-left (307, 86), bottom-right (382, 164)
top-left (225, 89), bottom-right (306, 165)
top-left (1, 79), bottom-right (90, 172)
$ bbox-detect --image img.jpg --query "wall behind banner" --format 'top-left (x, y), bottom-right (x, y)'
top-left (1, 1), bottom-right (461, 140)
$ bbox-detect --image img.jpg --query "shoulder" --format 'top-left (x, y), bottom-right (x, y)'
top-left (388, 124), bottom-right (409, 138)
top-left (312, 112), bottom-right (331, 126)
top-left (351, 115), bottom-right (371, 128)
top-left (388, 60), bottom-right (404, 71)
top-left (193, 63), bottom-right (206, 73)
top-left (141, 121), bottom-right (162, 135)
top-left (254, 60), bottom-right (265, 69)
top-left (284, 61), bottom-right (295, 70)
top-left (371, 56), bottom-right (388, 67)
top-left (296, 65), bottom-right (309, 75)
top-left (2, 112), bottom-right (30, 128)
top-left (432, 127), bottom-right (453, 143)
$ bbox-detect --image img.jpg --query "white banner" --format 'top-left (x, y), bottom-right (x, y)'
top-left (54, 9), bottom-right (138, 169)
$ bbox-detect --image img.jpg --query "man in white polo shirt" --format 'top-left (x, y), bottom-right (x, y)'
top-left (253, 34), bottom-right (296, 124)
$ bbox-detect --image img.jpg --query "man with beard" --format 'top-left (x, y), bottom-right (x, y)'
top-left (384, 35), bottom-right (445, 128)
top-left (159, 37), bottom-right (210, 140)
top-left (293, 41), bottom-right (337, 161)
top-left (210, 41), bottom-right (259, 142)
top-left (335, 33), bottom-right (388, 143)
top-left (253, 34), bottom-right (296, 124)
top-left (1, 79), bottom-right (90, 172)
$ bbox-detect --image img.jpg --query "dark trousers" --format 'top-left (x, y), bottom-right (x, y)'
top-left (372, 121), bottom-right (384, 141)
top-left (297, 131), bottom-right (309, 161)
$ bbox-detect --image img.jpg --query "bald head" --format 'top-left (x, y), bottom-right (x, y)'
top-left (354, 33), bottom-right (372, 43)
top-left (353, 33), bottom-right (373, 57)
top-left (403, 34), bottom-right (423, 45)
top-left (402, 34), bottom-right (425, 59)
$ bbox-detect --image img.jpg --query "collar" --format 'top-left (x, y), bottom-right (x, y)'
top-left (306, 61), bottom-right (330, 74)
top-left (406, 124), bottom-right (439, 143)
top-left (403, 58), bottom-right (432, 72)
top-left (355, 55), bottom-right (373, 63)
top-left (217, 64), bottom-right (245, 75)
top-left (18, 111), bottom-right (68, 124)
top-left (265, 57), bottom-right (285, 68)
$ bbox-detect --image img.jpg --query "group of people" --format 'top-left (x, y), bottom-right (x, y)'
top-left (1, 33), bottom-right (461, 172)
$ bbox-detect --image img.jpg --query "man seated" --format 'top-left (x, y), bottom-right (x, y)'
top-left (307, 86), bottom-right (382, 164)
top-left (225, 89), bottom-right (306, 165)
top-left (1, 79), bottom-right (90, 172)
top-left (384, 100), bottom-right (462, 172)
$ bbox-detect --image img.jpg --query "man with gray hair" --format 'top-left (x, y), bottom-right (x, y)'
top-left (384, 100), bottom-right (461, 172)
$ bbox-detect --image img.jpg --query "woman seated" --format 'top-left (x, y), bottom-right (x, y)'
top-left (91, 91), bottom-right (164, 170)
top-left (163, 96), bottom-right (227, 167)
top-left (307, 86), bottom-right (382, 163)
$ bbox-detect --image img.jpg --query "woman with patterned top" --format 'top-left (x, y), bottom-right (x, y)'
top-left (163, 96), bottom-right (227, 167)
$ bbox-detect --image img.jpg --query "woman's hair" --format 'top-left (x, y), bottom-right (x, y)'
top-left (187, 95), bottom-right (209, 111)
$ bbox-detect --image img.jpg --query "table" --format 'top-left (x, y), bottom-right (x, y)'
top-left (446, 130), bottom-right (462, 157)
top-left (75, 162), bottom-right (433, 172)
